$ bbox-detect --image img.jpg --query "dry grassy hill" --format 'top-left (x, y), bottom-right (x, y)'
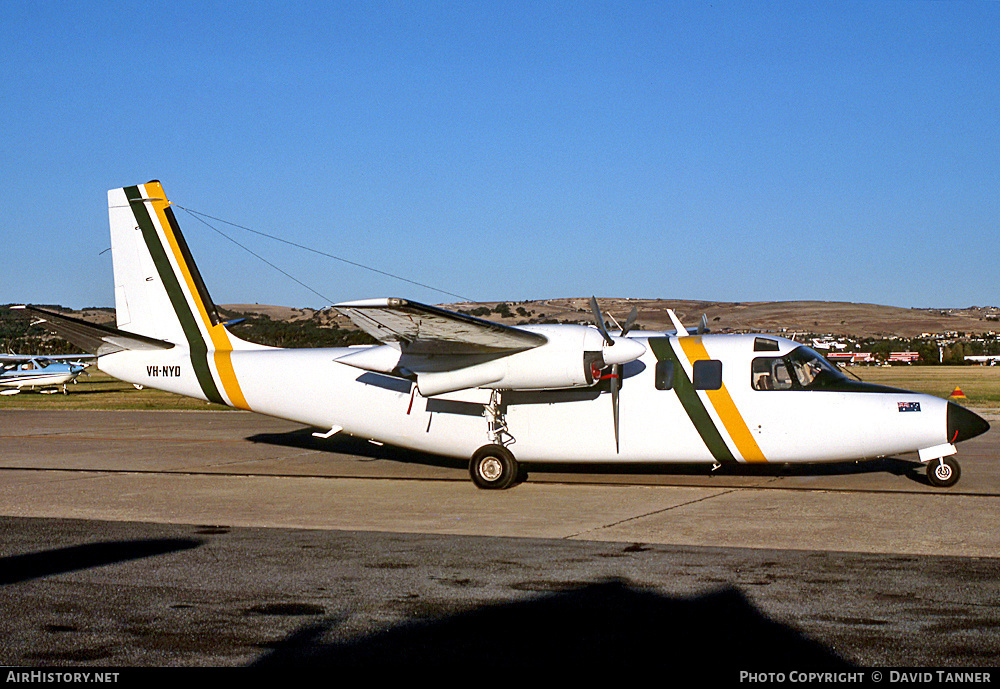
top-left (220, 299), bottom-right (999, 338)
top-left (437, 299), bottom-right (998, 338)
top-left (7, 300), bottom-right (998, 345)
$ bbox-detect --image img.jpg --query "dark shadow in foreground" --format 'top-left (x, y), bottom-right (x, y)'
top-left (252, 580), bottom-right (852, 672)
top-left (0, 538), bottom-right (202, 585)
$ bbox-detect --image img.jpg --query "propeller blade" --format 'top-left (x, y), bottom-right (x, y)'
top-left (589, 296), bottom-right (614, 346)
top-left (621, 306), bottom-right (638, 337)
top-left (697, 313), bottom-right (708, 335)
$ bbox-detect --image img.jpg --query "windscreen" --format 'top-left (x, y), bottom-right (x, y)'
top-left (752, 346), bottom-right (847, 391)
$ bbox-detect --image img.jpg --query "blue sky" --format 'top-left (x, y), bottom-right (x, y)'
top-left (3, 1), bottom-right (997, 310)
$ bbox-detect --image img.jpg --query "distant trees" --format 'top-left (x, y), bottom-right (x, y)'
top-left (224, 314), bottom-right (377, 348)
top-left (941, 342), bottom-right (968, 365)
top-left (0, 306), bottom-right (89, 355)
top-left (460, 303), bottom-right (533, 320)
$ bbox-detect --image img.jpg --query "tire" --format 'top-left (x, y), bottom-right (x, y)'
top-left (927, 456), bottom-right (961, 488)
top-left (470, 445), bottom-right (519, 490)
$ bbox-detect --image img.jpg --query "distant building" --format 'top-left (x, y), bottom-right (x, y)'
top-left (827, 352), bottom-right (874, 364)
top-left (888, 351), bottom-right (920, 363)
top-left (965, 355), bottom-right (1000, 365)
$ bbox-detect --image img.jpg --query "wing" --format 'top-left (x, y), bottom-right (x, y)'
top-left (12, 306), bottom-right (175, 356)
top-left (0, 354), bottom-right (39, 363)
top-left (334, 298), bottom-right (547, 355)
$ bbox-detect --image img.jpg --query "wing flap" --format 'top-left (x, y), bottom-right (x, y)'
top-left (335, 298), bottom-right (547, 355)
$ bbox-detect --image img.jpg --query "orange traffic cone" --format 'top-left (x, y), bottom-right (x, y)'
top-left (949, 387), bottom-right (967, 399)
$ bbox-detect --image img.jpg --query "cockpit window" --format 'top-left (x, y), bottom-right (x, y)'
top-left (752, 347), bottom-right (845, 391)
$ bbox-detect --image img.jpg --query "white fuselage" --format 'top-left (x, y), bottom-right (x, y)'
top-left (99, 333), bottom-right (950, 467)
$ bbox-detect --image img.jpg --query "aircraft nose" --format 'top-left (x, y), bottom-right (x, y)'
top-left (947, 402), bottom-right (990, 443)
top-left (602, 337), bottom-right (647, 366)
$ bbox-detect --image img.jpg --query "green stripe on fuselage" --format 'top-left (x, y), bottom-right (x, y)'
top-left (647, 337), bottom-right (736, 464)
top-left (123, 186), bottom-right (225, 405)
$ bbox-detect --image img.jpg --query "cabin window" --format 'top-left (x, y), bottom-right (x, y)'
top-left (692, 360), bottom-right (722, 390)
top-left (752, 357), bottom-right (794, 390)
top-left (754, 337), bottom-right (780, 352)
top-left (654, 360), bottom-right (674, 390)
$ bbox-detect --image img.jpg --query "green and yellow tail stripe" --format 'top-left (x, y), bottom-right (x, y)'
top-left (125, 183), bottom-right (251, 411)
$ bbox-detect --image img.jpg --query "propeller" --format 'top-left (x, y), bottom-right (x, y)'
top-left (589, 298), bottom-right (641, 453)
top-left (668, 309), bottom-right (710, 336)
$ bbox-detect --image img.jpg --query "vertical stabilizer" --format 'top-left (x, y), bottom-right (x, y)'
top-left (109, 182), bottom-right (225, 343)
top-left (108, 180), bottom-right (261, 409)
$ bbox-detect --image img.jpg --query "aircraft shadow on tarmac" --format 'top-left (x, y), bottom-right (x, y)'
top-left (247, 427), bottom-right (929, 484)
top-left (247, 428), bottom-right (468, 470)
top-left (0, 539), bottom-right (202, 586)
top-left (251, 579), bottom-right (853, 672)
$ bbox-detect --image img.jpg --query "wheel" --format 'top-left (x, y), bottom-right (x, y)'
top-left (927, 456), bottom-right (961, 488)
top-left (470, 445), bottom-right (519, 490)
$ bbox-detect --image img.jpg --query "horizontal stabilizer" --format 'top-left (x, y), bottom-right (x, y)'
top-left (13, 306), bottom-right (174, 356)
top-left (335, 298), bottom-right (547, 355)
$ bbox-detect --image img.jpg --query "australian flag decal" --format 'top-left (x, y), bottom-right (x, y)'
top-left (898, 401), bottom-right (921, 412)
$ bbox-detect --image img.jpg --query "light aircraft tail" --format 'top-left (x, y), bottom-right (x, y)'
top-left (22, 181), bottom-right (267, 409)
top-left (22, 181), bottom-right (270, 409)
top-left (104, 181), bottom-right (265, 408)
top-left (110, 181), bottom-right (236, 349)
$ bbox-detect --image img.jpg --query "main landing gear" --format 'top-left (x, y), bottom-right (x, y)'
top-left (469, 444), bottom-right (520, 490)
top-left (470, 391), bottom-right (522, 489)
top-left (926, 456), bottom-right (961, 488)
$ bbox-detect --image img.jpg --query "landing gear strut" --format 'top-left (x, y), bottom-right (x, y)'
top-left (470, 391), bottom-right (522, 489)
top-left (926, 456), bottom-right (961, 488)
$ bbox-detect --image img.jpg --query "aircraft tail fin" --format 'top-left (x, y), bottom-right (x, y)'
top-left (108, 181), bottom-right (259, 353)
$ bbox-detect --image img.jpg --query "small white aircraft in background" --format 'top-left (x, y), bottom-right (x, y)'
top-left (0, 354), bottom-right (93, 395)
top-left (20, 181), bottom-right (990, 488)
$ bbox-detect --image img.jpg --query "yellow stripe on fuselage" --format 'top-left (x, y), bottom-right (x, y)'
top-left (677, 336), bottom-right (767, 463)
top-left (145, 183), bottom-right (251, 411)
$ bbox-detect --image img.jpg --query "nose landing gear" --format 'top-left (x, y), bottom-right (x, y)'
top-left (926, 456), bottom-right (961, 488)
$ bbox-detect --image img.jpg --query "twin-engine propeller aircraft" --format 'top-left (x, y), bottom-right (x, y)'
top-left (21, 181), bottom-right (990, 488)
top-left (0, 354), bottom-right (93, 395)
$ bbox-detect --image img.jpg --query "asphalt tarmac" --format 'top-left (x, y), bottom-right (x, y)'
top-left (1, 410), bottom-right (998, 672)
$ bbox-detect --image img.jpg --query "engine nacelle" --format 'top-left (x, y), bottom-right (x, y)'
top-left (334, 324), bottom-right (646, 398)
top-left (419, 325), bottom-right (645, 396)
